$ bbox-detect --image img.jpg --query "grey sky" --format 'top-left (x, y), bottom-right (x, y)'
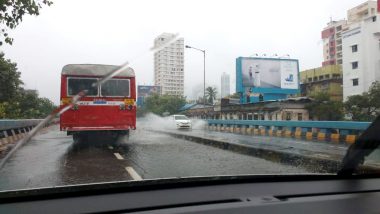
top-left (2, 0), bottom-right (366, 103)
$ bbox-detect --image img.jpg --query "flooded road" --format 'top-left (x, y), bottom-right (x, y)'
top-left (0, 123), bottom-right (307, 191)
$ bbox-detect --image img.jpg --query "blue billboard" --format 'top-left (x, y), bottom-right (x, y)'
top-left (236, 57), bottom-right (300, 103)
top-left (137, 85), bottom-right (161, 107)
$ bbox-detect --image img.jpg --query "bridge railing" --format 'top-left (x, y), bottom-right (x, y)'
top-left (206, 119), bottom-right (371, 144)
top-left (0, 119), bottom-right (56, 151)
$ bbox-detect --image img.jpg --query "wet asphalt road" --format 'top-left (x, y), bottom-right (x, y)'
top-left (0, 124), bottom-right (307, 191)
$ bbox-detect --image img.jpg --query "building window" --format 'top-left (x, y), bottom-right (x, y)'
top-left (352, 78), bottom-right (359, 86)
top-left (247, 114), bottom-right (253, 120)
top-left (286, 112), bottom-right (291, 121)
top-left (308, 78), bottom-right (312, 82)
top-left (352, 61), bottom-right (358, 69)
top-left (260, 114), bottom-right (265, 120)
top-left (325, 74), bottom-right (330, 79)
top-left (352, 45), bottom-right (358, 52)
top-left (319, 75), bottom-right (324, 80)
top-left (297, 113), bottom-right (302, 121)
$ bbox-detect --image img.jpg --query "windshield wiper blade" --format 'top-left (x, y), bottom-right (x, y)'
top-left (338, 115), bottom-right (380, 176)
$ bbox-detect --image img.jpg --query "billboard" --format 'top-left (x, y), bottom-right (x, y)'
top-left (241, 58), bottom-right (299, 90)
top-left (137, 85), bottom-right (161, 97)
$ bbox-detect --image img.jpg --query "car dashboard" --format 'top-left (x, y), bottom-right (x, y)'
top-left (1, 175), bottom-right (380, 213)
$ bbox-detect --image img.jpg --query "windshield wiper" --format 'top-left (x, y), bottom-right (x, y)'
top-left (338, 115), bottom-right (380, 176)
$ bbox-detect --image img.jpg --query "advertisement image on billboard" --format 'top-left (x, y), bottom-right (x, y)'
top-left (137, 85), bottom-right (161, 97)
top-left (241, 58), bottom-right (299, 90)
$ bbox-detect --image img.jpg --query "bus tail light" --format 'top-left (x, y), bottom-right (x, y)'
top-left (61, 97), bottom-right (71, 105)
top-left (124, 99), bottom-right (135, 106)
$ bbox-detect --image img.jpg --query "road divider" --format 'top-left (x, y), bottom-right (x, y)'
top-left (206, 120), bottom-right (371, 144)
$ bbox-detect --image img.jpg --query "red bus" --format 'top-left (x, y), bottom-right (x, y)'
top-left (60, 64), bottom-right (136, 141)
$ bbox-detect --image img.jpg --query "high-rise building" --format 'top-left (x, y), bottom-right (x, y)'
top-left (221, 72), bottom-right (230, 98)
top-left (321, 19), bottom-right (347, 66)
top-left (342, 1), bottom-right (380, 100)
top-left (153, 33), bottom-right (184, 96)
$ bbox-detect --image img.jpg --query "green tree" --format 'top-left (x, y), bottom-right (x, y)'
top-left (0, 53), bottom-right (56, 119)
top-left (344, 81), bottom-right (380, 121)
top-left (36, 97), bottom-right (56, 117)
top-left (144, 94), bottom-right (186, 116)
top-left (227, 92), bottom-right (240, 99)
top-left (305, 92), bottom-right (344, 121)
top-left (0, 52), bottom-right (23, 102)
top-left (205, 86), bottom-right (217, 104)
top-left (0, 0), bottom-right (53, 45)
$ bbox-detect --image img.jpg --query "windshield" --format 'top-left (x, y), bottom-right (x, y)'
top-left (1, 0), bottom-right (380, 193)
top-left (175, 115), bottom-right (188, 120)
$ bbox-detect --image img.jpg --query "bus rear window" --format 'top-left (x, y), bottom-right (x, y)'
top-left (101, 79), bottom-right (130, 97)
top-left (67, 78), bottom-right (98, 96)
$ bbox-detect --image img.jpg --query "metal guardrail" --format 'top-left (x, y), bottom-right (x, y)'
top-left (0, 119), bottom-right (43, 131)
top-left (0, 119), bottom-right (57, 151)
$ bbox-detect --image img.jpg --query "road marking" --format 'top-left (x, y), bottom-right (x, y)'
top-left (108, 145), bottom-right (114, 150)
top-left (125, 166), bottom-right (142, 181)
top-left (114, 152), bottom-right (124, 160)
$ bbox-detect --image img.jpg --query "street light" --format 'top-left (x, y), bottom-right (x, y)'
top-left (185, 45), bottom-right (206, 109)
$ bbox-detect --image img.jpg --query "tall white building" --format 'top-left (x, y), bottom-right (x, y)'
top-left (221, 72), bottom-right (230, 98)
top-left (342, 1), bottom-right (380, 100)
top-left (154, 33), bottom-right (184, 96)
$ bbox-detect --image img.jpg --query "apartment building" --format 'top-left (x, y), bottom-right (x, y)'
top-left (342, 1), bottom-right (380, 100)
top-left (153, 33), bottom-right (184, 96)
top-left (300, 65), bottom-right (343, 101)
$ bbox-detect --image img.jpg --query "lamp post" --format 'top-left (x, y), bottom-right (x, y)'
top-left (185, 45), bottom-right (206, 109)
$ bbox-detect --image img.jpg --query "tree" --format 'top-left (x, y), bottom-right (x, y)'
top-left (0, 0), bottom-right (53, 45)
top-left (144, 94), bottom-right (186, 116)
top-left (344, 81), bottom-right (380, 121)
top-left (227, 92), bottom-right (241, 99)
top-left (205, 86), bottom-right (217, 104)
top-left (0, 53), bottom-right (56, 119)
top-left (0, 52), bottom-right (23, 102)
top-left (305, 92), bottom-right (344, 121)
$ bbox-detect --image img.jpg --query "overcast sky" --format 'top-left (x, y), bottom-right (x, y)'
top-left (1, 0), bottom-right (368, 103)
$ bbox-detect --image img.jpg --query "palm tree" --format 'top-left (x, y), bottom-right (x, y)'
top-left (205, 87), bottom-right (217, 104)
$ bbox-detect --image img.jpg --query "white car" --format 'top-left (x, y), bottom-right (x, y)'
top-left (172, 115), bottom-right (192, 129)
